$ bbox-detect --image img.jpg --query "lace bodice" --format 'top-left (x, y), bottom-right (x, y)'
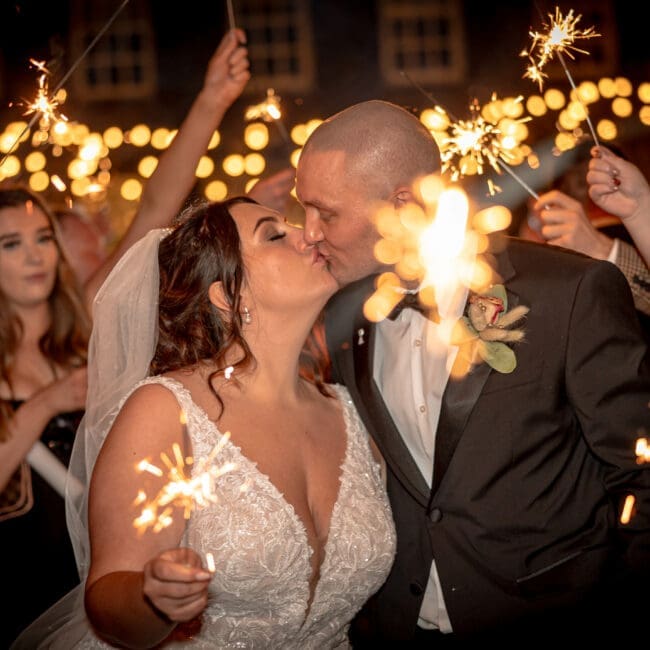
top-left (80, 377), bottom-right (396, 649)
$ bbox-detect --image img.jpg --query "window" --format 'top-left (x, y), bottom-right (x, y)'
top-left (235, 0), bottom-right (315, 93)
top-left (69, 0), bottom-right (156, 101)
top-left (378, 0), bottom-right (467, 87)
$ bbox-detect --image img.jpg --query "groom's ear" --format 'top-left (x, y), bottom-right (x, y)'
top-left (391, 187), bottom-right (414, 207)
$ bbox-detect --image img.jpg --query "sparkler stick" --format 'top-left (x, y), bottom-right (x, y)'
top-left (556, 50), bottom-right (599, 146)
top-left (226, 0), bottom-right (237, 31)
top-left (0, 0), bottom-right (131, 169)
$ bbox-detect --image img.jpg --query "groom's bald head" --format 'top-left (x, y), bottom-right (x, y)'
top-left (300, 100), bottom-right (440, 199)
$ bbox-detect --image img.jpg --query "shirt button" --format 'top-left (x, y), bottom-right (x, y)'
top-left (414, 339), bottom-right (422, 347)
top-left (429, 508), bottom-right (443, 523)
top-left (419, 405), bottom-right (426, 413)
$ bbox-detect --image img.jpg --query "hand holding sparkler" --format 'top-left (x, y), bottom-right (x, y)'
top-left (142, 546), bottom-right (213, 624)
top-left (203, 28), bottom-right (251, 111)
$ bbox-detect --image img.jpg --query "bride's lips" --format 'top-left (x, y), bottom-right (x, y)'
top-left (311, 247), bottom-right (326, 265)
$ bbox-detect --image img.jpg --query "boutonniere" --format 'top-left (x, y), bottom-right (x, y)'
top-left (452, 284), bottom-right (529, 374)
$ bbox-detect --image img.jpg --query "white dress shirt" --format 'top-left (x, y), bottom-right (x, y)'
top-left (373, 280), bottom-right (468, 633)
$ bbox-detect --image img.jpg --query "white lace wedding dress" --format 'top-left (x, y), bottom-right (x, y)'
top-left (77, 377), bottom-right (396, 649)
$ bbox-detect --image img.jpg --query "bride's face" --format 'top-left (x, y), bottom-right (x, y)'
top-left (229, 202), bottom-right (338, 316)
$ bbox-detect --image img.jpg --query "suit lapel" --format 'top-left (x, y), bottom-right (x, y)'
top-left (429, 238), bottom-right (519, 501)
top-left (351, 304), bottom-right (431, 507)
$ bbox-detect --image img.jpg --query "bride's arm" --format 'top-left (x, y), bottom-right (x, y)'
top-left (84, 384), bottom-right (211, 648)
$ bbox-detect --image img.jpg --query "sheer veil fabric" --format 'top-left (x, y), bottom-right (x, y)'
top-left (12, 228), bottom-right (170, 649)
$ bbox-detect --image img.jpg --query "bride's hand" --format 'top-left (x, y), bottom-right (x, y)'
top-left (143, 547), bottom-right (212, 623)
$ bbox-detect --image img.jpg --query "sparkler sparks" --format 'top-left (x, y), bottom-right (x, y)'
top-left (133, 411), bottom-right (235, 535)
top-left (245, 89), bottom-right (289, 143)
top-left (522, 7), bottom-right (600, 90)
top-left (636, 437), bottom-right (650, 464)
top-left (440, 96), bottom-right (538, 198)
top-left (20, 62), bottom-right (68, 130)
top-left (521, 6), bottom-right (600, 145)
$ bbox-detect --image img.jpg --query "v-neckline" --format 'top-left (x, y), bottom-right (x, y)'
top-left (161, 377), bottom-right (351, 621)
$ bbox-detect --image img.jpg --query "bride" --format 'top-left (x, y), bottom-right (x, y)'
top-left (18, 197), bottom-right (395, 649)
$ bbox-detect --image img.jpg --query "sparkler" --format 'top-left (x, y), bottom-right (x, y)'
top-left (400, 70), bottom-right (539, 200)
top-left (133, 410), bottom-right (235, 536)
top-left (635, 437), bottom-right (650, 464)
top-left (245, 89), bottom-right (290, 144)
top-left (521, 6), bottom-right (600, 146)
top-left (0, 0), bottom-right (131, 169)
top-left (364, 181), bottom-right (499, 347)
top-left (226, 0), bottom-right (237, 31)
top-left (441, 97), bottom-right (539, 199)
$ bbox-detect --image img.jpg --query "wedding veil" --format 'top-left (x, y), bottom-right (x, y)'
top-left (12, 227), bottom-right (171, 648)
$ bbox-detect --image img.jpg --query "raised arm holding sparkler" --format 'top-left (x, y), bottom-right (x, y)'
top-left (83, 28), bottom-right (250, 305)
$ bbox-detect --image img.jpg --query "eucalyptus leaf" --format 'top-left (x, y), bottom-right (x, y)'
top-left (480, 341), bottom-right (517, 373)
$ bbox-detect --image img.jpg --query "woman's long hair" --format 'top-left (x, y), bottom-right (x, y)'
top-left (0, 185), bottom-right (91, 439)
top-left (150, 197), bottom-right (330, 416)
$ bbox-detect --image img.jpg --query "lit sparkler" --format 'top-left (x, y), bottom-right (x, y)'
top-left (521, 6), bottom-right (600, 145)
top-left (364, 180), bottom-right (499, 336)
top-left (0, 0), bottom-right (131, 170)
top-left (636, 437), bottom-right (650, 464)
top-left (133, 410), bottom-right (235, 535)
top-left (441, 97), bottom-right (539, 199)
top-left (245, 88), bottom-right (289, 143)
top-left (19, 61), bottom-right (68, 130)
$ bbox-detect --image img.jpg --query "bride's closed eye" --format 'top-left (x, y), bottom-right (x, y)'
top-left (269, 232), bottom-right (286, 242)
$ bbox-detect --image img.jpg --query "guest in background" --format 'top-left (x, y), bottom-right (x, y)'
top-left (0, 28), bottom-right (250, 648)
top-left (525, 142), bottom-right (649, 333)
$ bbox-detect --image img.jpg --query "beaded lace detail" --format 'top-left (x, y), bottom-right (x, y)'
top-left (82, 377), bottom-right (395, 649)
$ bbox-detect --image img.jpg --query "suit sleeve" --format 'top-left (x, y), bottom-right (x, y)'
top-left (565, 259), bottom-right (650, 570)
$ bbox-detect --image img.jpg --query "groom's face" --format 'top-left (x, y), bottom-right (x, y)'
top-left (296, 149), bottom-right (386, 288)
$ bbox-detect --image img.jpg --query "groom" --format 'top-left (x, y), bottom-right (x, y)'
top-left (295, 100), bottom-right (650, 644)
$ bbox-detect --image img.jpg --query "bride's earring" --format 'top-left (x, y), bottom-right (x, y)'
top-left (243, 306), bottom-right (252, 324)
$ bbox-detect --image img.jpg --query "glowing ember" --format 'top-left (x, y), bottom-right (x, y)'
top-left (620, 494), bottom-right (635, 525)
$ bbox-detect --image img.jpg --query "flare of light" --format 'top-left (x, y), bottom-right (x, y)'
top-left (205, 180), bottom-right (228, 201)
top-left (635, 437), bottom-right (650, 464)
top-left (419, 187), bottom-right (470, 294)
top-left (133, 410), bottom-right (236, 535)
top-left (620, 494), bottom-right (635, 524)
top-left (245, 88), bottom-right (283, 122)
top-left (365, 182), bottom-right (495, 327)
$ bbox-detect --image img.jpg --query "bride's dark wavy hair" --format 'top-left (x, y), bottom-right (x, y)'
top-left (150, 197), bottom-right (330, 416)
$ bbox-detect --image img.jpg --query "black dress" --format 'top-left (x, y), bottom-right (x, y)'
top-left (0, 402), bottom-right (84, 649)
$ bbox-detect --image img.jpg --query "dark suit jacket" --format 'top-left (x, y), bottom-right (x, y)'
top-left (325, 237), bottom-right (650, 644)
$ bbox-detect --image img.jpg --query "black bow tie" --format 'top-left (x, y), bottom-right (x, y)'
top-left (387, 292), bottom-right (440, 323)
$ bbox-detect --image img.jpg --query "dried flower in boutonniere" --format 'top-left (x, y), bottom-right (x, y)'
top-left (451, 284), bottom-right (529, 375)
